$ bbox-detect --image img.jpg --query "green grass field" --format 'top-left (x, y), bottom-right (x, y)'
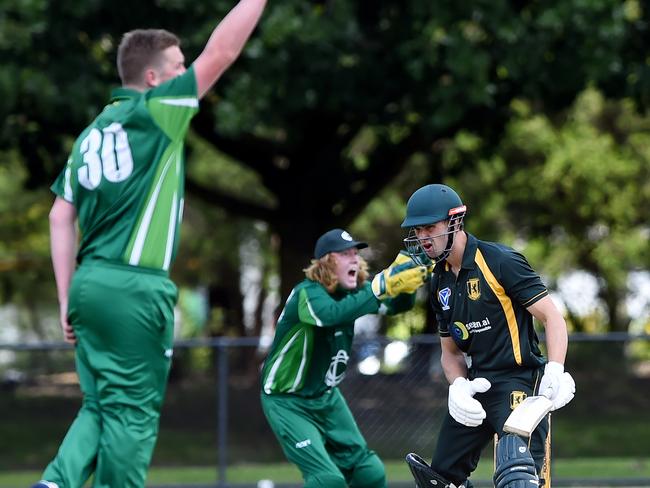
top-left (2, 457), bottom-right (649, 487)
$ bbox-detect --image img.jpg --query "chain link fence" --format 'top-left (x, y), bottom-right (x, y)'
top-left (1, 334), bottom-right (650, 486)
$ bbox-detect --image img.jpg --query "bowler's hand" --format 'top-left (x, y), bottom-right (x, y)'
top-left (448, 377), bottom-right (491, 427)
top-left (60, 308), bottom-right (76, 345)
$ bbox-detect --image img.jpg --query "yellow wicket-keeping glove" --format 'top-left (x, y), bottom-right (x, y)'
top-left (388, 250), bottom-right (434, 280)
top-left (371, 259), bottom-right (428, 299)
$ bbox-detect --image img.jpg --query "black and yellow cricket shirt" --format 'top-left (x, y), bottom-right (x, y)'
top-left (431, 233), bottom-right (548, 374)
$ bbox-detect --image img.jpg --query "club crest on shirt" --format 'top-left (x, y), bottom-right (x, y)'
top-left (467, 278), bottom-right (481, 301)
top-left (325, 349), bottom-right (350, 387)
top-left (510, 390), bottom-right (527, 410)
top-left (438, 287), bottom-right (452, 310)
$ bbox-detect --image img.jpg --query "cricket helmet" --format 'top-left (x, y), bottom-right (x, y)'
top-left (401, 184), bottom-right (465, 228)
top-left (401, 184), bottom-right (466, 265)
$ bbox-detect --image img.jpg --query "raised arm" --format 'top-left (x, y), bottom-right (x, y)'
top-left (49, 197), bottom-right (78, 344)
top-left (193, 0), bottom-right (267, 99)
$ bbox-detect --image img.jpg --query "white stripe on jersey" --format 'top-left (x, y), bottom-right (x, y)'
top-left (162, 191), bottom-right (178, 271)
top-left (288, 333), bottom-right (309, 393)
top-left (63, 165), bottom-right (74, 202)
top-left (159, 97), bottom-right (199, 108)
top-left (264, 330), bottom-right (303, 394)
top-left (306, 297), bottom-right (324, 327)
top-left (162, 153), bottom-right (183, 271)
top-left (129, 152), bottom-right (175, 266)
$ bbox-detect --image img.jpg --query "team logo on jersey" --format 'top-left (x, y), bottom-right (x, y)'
top-left (510, 390), bottom-right (527, 410)
top-left (438, 287), bottom-right (452, 310)
top-left (451, 321), bottom-right (470, 341)
top-left (467, 278), bottom-right (481, 300)
top-left (325, 349), bottom-right (349, 387)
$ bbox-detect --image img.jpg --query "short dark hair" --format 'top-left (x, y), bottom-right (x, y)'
top-left (117, 29), bottom-right (180, 85)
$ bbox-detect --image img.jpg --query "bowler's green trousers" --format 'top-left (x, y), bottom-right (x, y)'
top-left (42, 262), bottom-right (177, 488)
top-left (261, 388), bottom-right (386, 488)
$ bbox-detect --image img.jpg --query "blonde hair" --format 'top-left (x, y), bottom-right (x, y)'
top-left (304, 254), bottom-right (369, 293)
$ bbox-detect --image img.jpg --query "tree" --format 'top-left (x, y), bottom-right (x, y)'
top-left (443, 89), bottom-right (650, 332)
top-left (2, 0), bottom-right (649, 304)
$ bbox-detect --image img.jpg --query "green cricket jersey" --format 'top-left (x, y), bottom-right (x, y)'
top-left (51, 68), bottom-right (199, 271)
top-left (262, 280), bottom-right (414, 398)
top-left (431, 233), bottom-right (548, 373)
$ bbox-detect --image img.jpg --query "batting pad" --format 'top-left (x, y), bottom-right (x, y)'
top-left (494, 434), bottom-right (539, 488)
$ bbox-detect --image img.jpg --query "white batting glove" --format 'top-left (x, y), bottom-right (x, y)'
top-left (539, 361), bottom-right (576, 411)
top-left (448, 377), bottom-right (491, 427)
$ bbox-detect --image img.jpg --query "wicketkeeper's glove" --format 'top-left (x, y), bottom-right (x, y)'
top-left (371, 258), bottom-right (428, 300)
top-left (390, 250), bottom-right (434, 278)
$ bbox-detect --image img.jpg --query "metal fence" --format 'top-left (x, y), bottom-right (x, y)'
top-left (1, 333), bottom-right (650, 487)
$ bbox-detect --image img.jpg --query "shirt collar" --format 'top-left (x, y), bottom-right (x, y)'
top-left (109, 87), bottom-right (141, 103)
top-left (461, 233), bottom-right (478, 270)
top-left (443, 232), bottom-right (478, 272)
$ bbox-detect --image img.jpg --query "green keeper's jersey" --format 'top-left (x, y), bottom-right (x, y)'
top-left (51, 68), bottom-right (199, 271)
top-left (431, 233), bottom-right (548, 374)
top-left (261, 280), bottom-right (415, 398)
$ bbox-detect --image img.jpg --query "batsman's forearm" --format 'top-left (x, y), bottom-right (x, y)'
top-left (442, 356), bottom-right (468, 384)
top-left (440, 338), bottom-right (468, 384)
top-left (527, 295), bottom-right (569, 364)
top-left (50, 217), bottom-right (77, 309)
top-left (544, 316), bottom-right (568, 364)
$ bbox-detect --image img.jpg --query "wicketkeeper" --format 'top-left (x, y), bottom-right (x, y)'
top-left (261, 228), bottom-right (429, 488)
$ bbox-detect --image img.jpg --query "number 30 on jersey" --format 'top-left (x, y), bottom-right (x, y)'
top-left (77, 122), bottom-right (134, 189)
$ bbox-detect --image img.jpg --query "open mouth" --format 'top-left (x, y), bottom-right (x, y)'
top-left (421, 240), bottom-right (434, 253)
top-left (347, 269), bottom-right (358, 279)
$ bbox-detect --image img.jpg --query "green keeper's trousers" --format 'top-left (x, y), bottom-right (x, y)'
top-left (42, 263), bottom-right (177, 488)
top-left (261, 388), bottom-right (386, 488)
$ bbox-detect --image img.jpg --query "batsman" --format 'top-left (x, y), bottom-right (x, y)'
top-left (401, 184), bottom-right (576, 488)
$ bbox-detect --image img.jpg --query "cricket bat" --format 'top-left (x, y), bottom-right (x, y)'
top-left (503, 395), bottom-right (553, 437)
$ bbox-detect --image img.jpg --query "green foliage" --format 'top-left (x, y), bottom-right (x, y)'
top-left (0, 155), bottom-right (56, 332)
top-left (385, 299), bottom-right (428, 339)
top-left (2, 0), bottom-right (650, 331)
top-left (438, 89), bottom-right (650, 331)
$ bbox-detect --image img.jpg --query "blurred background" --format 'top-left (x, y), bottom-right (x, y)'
top-left (1, 0), bottom-right (650, 486)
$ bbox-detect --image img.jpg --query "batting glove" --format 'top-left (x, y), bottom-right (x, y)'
top-left (448, 377), bottom-right (491, 427)
top-left (539, 361), bottom-right (575, 411)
